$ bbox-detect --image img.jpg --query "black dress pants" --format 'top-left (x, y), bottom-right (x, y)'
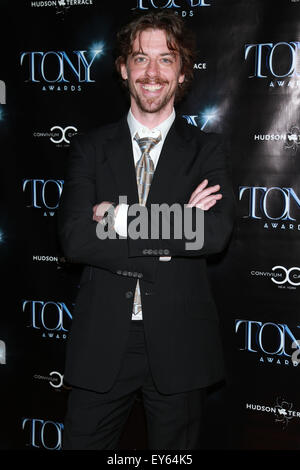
top-left (63, 320), bottom-right (206, 450)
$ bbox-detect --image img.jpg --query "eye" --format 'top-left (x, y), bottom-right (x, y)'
top-left (134, 56), bottom-right (147, 64)
top-left (160, 56), bottom-right (174, 64)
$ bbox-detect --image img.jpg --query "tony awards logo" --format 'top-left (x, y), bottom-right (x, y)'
top-left (239, 186), bottom-right (300, 231)
top-left (245, 41), bottom-right (300, 88)
top-left (0, 80), bottom-right (5, 104)
top-left (133, 0), bottom-right (211, 16)
top-left (20, 47), bottom-right (104, 92)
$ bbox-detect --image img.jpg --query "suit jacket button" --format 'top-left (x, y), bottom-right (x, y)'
top-left (163, 249), bottom-right (170, 255)
top-left (125, 291), bottom-right (133, 299)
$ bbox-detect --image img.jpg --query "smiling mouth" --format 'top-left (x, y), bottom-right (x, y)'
top-left (141, 84), bottom-right (163, 91)
top-left (137, 78), bottom-right (168, 92)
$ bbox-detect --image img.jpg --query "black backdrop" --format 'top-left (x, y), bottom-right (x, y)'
top-left (1, 0), bottom-right (300, 450)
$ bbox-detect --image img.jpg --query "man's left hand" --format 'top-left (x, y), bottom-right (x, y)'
top-left (187, 179), bottom-right (222, 210)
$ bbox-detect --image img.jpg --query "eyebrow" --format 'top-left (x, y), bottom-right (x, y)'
top-left (131, 51), bottom-right (177, 58)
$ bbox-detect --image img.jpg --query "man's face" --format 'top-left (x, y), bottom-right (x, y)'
top-left (120, 28), bottom-right (185, 116)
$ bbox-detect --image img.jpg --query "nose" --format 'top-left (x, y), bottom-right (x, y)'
top-left (145, 59), bottom-right (159, 78)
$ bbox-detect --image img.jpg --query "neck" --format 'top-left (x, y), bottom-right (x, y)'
top-left (130, 102), bottom-right (174, 129)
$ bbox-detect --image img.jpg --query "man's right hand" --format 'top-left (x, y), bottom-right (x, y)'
top-left (187, 179), bottom-right (222, 210)
top-left (92, 202), bottom-right (114, 223)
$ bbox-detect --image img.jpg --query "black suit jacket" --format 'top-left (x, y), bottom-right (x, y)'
top-left (58, 115), bottom-right (235, 394)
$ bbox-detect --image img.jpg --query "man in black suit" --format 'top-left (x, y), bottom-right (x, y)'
top-left (58, 10), bottom-right (235, 450)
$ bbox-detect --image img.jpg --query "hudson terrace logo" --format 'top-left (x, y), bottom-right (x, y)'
top-left (246, 397), bottom-right (300, 430)
top-left (31, 0), bottom-right (94, 16)
top-left (245, 41), bottom-right (300, 88)
top-left (253, 125), bottom-right (300, 155)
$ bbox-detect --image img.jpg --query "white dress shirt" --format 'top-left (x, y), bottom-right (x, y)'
top-left (114, 108), bottom-right (175, 243)
top-left (114, 109), bottom-right (175, 320)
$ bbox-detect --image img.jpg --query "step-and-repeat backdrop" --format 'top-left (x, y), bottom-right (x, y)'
top-left (1, 0), bottom-right (300, 450)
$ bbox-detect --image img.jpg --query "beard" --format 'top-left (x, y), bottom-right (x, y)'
top-left (128, 76), bottom-right (178, 114)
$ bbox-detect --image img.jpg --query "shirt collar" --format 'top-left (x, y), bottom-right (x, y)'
top-left (127, 108), bottom-right (176, 142)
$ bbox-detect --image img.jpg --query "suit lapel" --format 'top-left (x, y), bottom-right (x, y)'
top-left (103, 115), bottom-right (195, 207)
top-left (146, 117), bottom-right (194, 206)
top-left (104, 117), bottom-right (139, 206)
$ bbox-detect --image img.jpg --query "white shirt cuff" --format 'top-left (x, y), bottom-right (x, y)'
top-left (114, 203), bottom-right (129, 237)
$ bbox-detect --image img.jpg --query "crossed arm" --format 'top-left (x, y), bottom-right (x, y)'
top-left (92, 179), bottom-right (222, 224)
top-left (58, 134), bottom-right (235, 279)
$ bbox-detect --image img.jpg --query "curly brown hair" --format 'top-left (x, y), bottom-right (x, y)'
top-left (115, 10), bottom-right (196, 102)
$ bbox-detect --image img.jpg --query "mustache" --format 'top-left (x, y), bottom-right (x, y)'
top-left (136, 77), bottom-right (168, 85)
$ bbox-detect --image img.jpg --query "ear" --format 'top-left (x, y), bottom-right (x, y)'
top-left (120, 62), bottom-right (128, 81)
top-left (178, 73), bottom-right (185, 84)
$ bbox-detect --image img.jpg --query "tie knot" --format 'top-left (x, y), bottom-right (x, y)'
top-left (134, 132), bottom-right (161, 154)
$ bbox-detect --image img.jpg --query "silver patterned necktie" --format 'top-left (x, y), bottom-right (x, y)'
top-left (132, 131), bottom-right (161, 318)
